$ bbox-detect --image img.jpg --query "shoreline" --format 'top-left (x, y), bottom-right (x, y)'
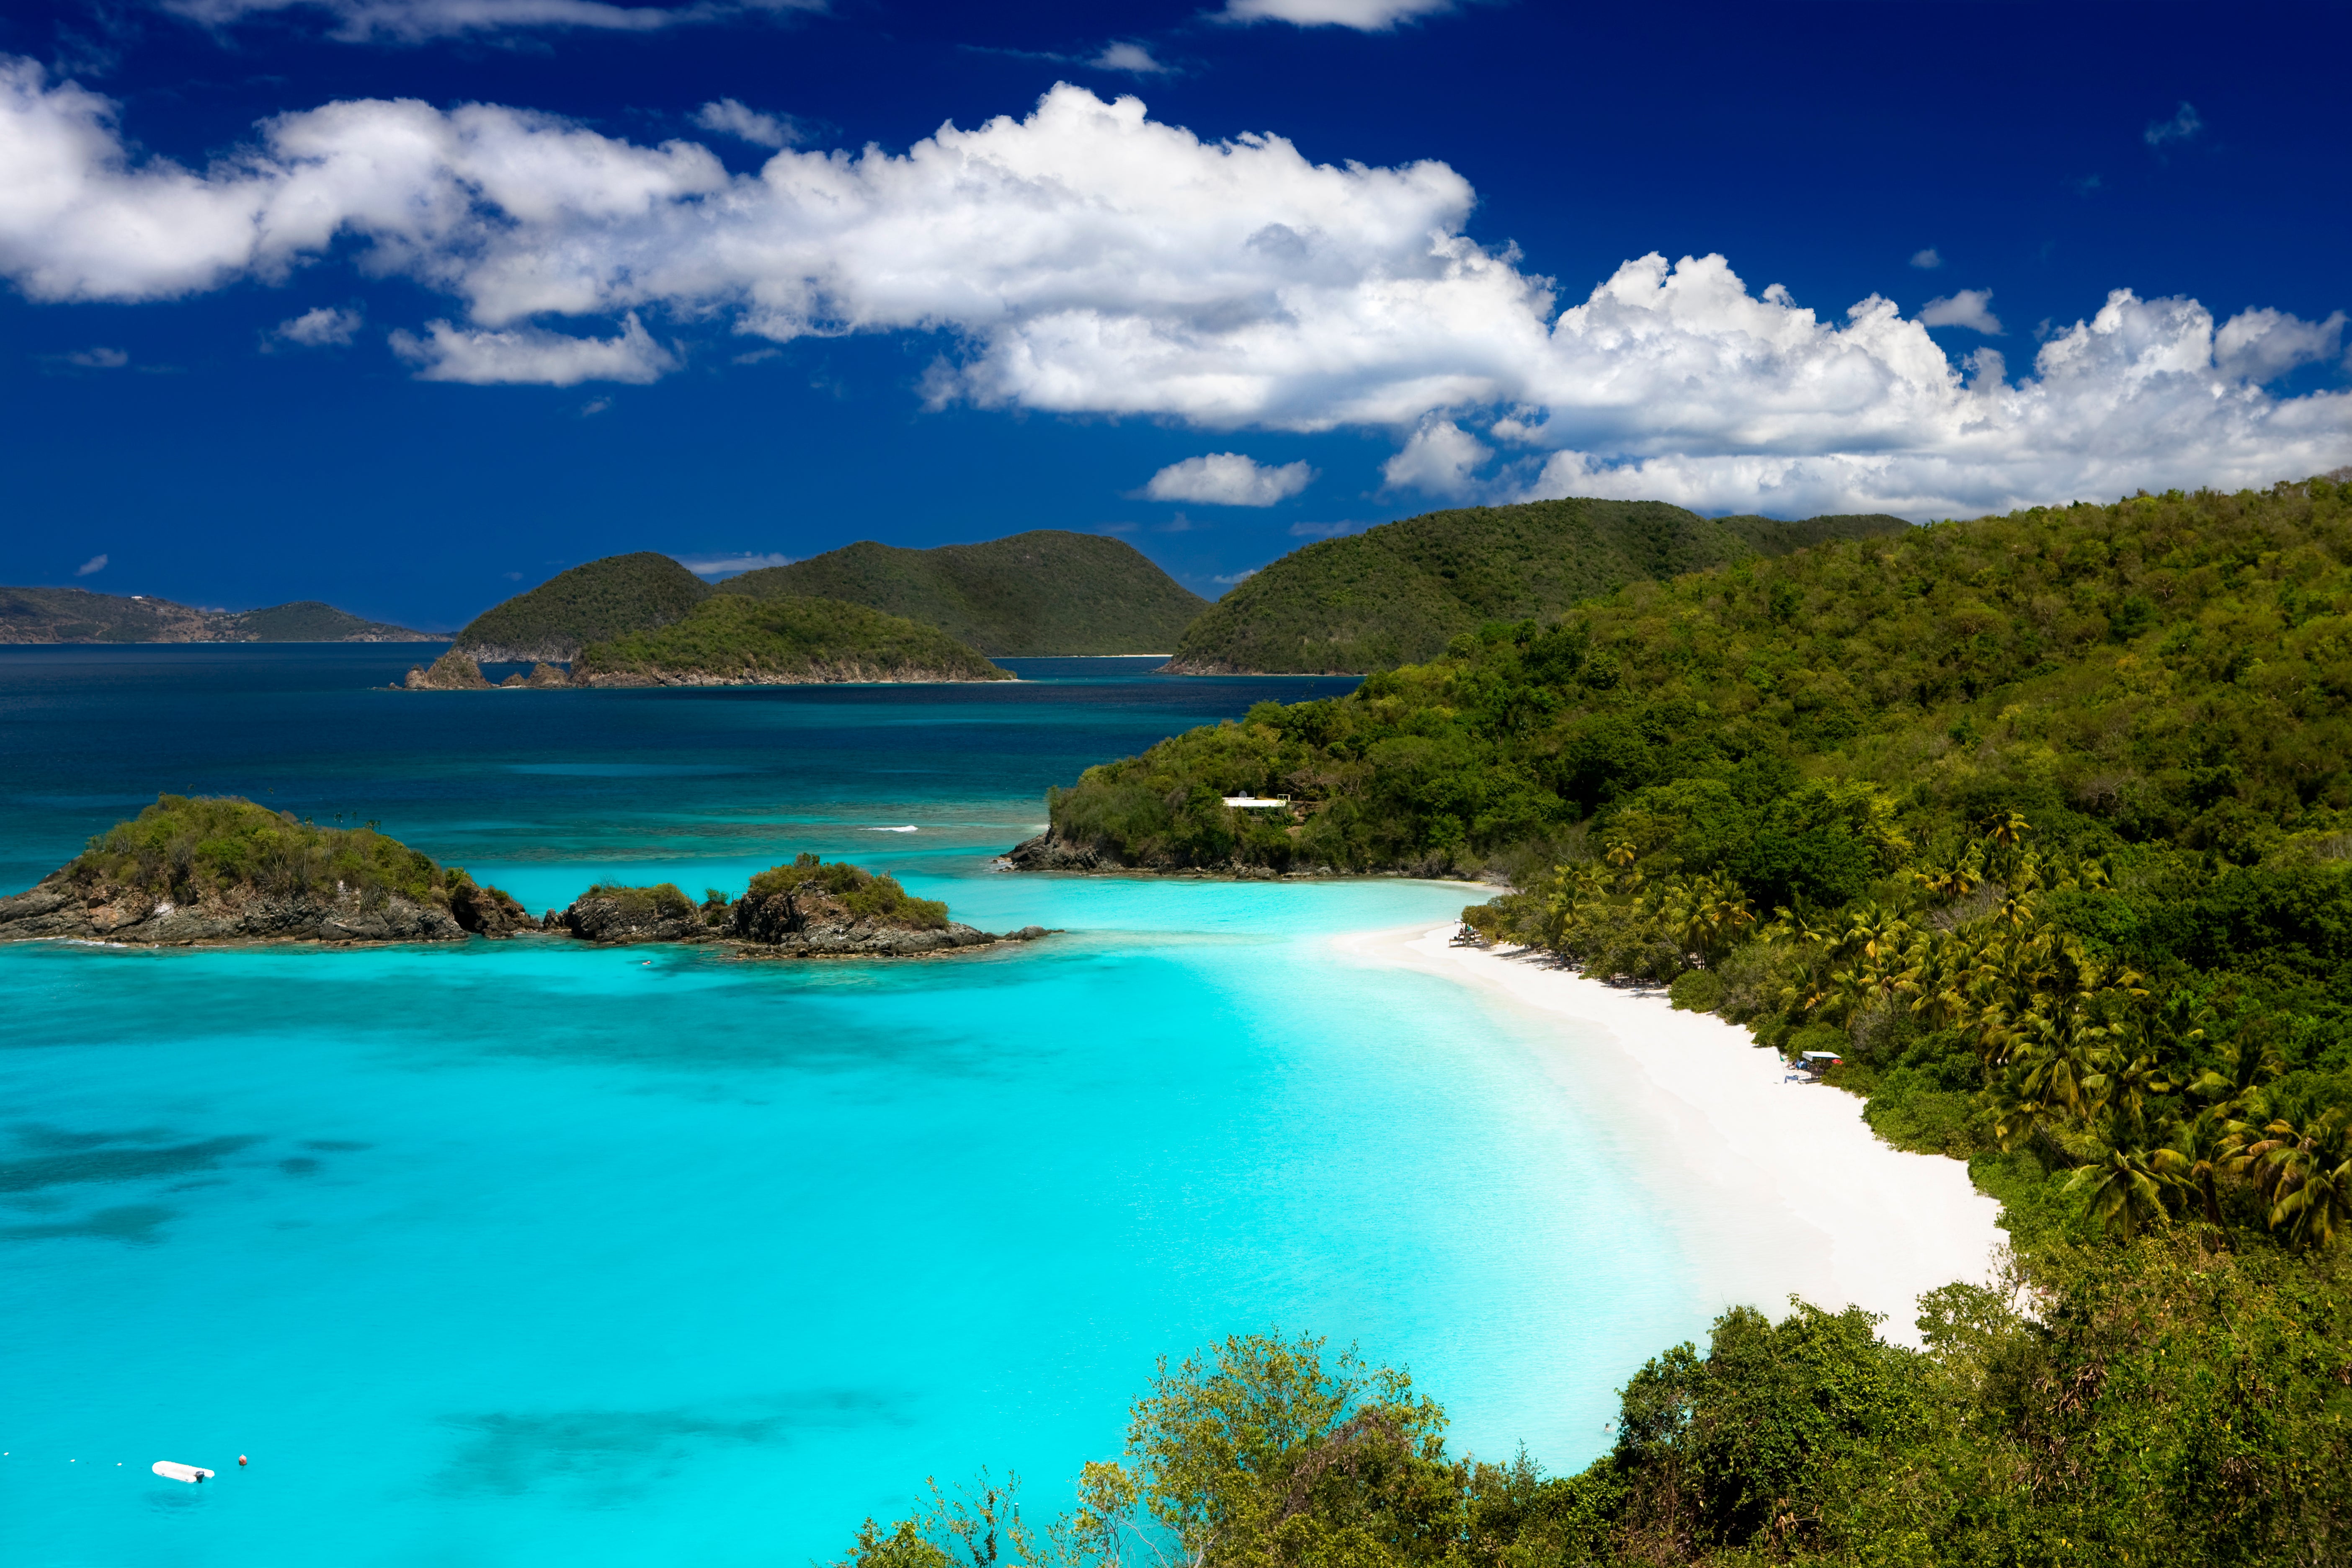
top-left (1334, 923), bottom-right (2006, 1347)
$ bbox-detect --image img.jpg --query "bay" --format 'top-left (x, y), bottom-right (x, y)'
top-left (0, 646), bottom-right (1692, 1565)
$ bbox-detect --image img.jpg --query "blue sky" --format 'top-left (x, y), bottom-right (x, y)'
top-left (3, 0), bottom-right (2348, 630)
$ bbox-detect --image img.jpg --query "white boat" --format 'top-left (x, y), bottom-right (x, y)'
top-left (153, 1461), bottom-right (214, 1484)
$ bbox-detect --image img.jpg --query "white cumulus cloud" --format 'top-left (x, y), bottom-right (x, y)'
top-left (389, 313), bottom-right (677, 384)
top-left (1144, 452), bottom-right (1316, 505)
top-left (273, 304), bottom-right (362, 345)
top-left (1382, 417), bottom-right (1491, 497)
top-left (2213, 308), bottom-right (2346, 384)
top-left (1219, 0), bottom-right (1454, 28)
top-left (1909, 248), bottom-right (1941, 270)
top-left (0, 62), bottom-right (2345, 513)
top-left (75, 552), bottom-right (108, 575)
top-left (1918, 288), bottom-right (2003, 335)
top-left (691, 98), bottom-right (801, 149)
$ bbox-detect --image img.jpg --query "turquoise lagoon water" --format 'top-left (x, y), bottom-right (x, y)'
top-left (0, 648), bottom-right (1695, 1565)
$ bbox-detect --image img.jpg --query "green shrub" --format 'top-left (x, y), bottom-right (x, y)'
top-left (72, 794), bottom-right (448, 906)
top-left (1667, 967), bottom-right (1723, 1012)
top-left (580, 882), bottom-right (694, 919)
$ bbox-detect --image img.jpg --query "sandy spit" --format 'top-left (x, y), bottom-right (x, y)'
top-left (1333, 923), bottom-right (2008, 1347)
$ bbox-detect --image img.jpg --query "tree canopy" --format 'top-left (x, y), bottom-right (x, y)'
top-left (1165, 498), bottom-right (1907, 673)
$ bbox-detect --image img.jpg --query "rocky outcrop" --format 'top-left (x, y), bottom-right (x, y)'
top-left (449, 879), bottom-right (532, 936)
top-left (554, 885), bottom-right (705, 944)
top-left (1003, 827), bottom-right (1117, 872)
top-left (0, 874), bottom-right (468, 945)
top-left (549, 865), bottom-right (1058, 957)
top-left (405, 657), bottom-right (574, 690)
top-left (405, 651), bottom-right (490, 690)
top-left (726, 877), bottom-right (996, 956)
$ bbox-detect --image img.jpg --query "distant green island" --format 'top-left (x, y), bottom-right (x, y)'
top-left (447, 552), bottom-right (713, 663)
top-left (1165, 498), bottom-right (1908, 674)
top-left (0, 585), bottom-right (430, 644)
top-left (722, 531), bottom-right (1209, 655)
top-left (449, 531), bottom-right (1203, 662)
top-left (959, 475), bottom-right (2352, 1566)
top-left (407, 594), bottom-right (1010, 688)
top-left (572, 593), bottom-right (1009, 685)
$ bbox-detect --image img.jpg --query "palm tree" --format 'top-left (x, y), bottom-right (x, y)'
top-left (1986, 810), bottom-right (2031, 851)
top-left (2008, 1004), bottom-right (2112, 1122)
top-left (2152, 1106), bottom-right (2238, 1234)
top-left (2236, 1110), bottom-right (2352, 1251)
top-left (2068, 1145), bottom-right (2170, 1239)
top-left (2087, 1054), bottom-right (2174, 1149)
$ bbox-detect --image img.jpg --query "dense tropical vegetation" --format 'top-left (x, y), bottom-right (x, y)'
top-left (723, 531), bottom-right (1207, 655)
top-left (571, 593), bottom-right (1010, 683)
top-left (838, 1259), bottom-right (2349, 1567)
top-left (952, 476), bottom-right (2352, 1561)
top-left (1164, 499), bottom-right (1906, 673)
top-left (70, 792), bottom-right (471, 908)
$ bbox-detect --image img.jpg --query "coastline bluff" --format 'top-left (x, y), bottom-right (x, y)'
top-left (0, 794), bottom-right (529, 945)
top-left (552, 854), bottom-right (1049, 957)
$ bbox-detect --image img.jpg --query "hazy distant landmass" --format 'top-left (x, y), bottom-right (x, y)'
top-left (0, 586), bottom-right (432, 644)
top-left (718, 531), bottom-right (1208, 655)
top-left (1164, 499), bottom-right (1913, 674)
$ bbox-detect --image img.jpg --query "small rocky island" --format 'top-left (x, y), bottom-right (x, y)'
top-left (550, 854), bottom-right (1048, 956)
top-left (0, 794), bottom-right (529, 944)
top-left (0, 795), bottom-right (1044, 957)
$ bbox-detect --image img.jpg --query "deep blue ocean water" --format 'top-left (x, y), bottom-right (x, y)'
top-left (0, 647), bottom-right (1694, 1565)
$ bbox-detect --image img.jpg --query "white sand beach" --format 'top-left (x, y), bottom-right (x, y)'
top-left (1336, 923), bottom-right (2008, 1347)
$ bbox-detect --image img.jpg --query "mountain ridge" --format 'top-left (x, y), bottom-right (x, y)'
top-left (718, 531), bottom-right (1207, 655)
top-left (1165, 498), bottom-right (1912, 674)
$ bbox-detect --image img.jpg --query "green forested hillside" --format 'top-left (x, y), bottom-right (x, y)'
top-left (571, 593), bottom-right (1010, 684)
top-left (1038, 475), bottom-right (2352, 1243)
top-left (906, 481), bottom-right (2352, 1561)
top-left (1164, 498), bottom-right (1908, 673)
top-left (719, 531), bottom-right (1206, 655)
top-left (451, 552), bottom-right (711, 660)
